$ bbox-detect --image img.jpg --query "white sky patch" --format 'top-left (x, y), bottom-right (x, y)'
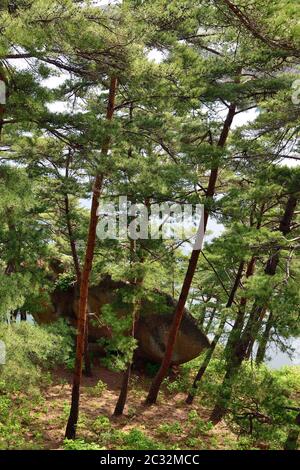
top-left (281, 157), bottom-right (300, 168)
top-left (147, 49), bottom-right (165, 64)
top-left (232, 107), bottom-right (258, 129)
top-left (47, 100), bottom-right (70, 113)
top-left (42, 73), bottom-right (68, 89)
top-left (205, 218), bottom-right (225, 243)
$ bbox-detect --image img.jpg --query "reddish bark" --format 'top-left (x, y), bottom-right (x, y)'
top-left (65, 77), bottom-right (118, 439)
top-left (145, 103), bottom-right (237, 405)
top-left (113, 305), bottom-right (140, 416)
top-left (64, 157), bottom-right (92, 377)
top-left (113, 233), bottom-right (143, 416)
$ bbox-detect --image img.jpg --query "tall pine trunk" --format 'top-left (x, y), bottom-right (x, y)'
top-left (210, 195), bottom-right (298, 425)
top-left (113, 108), bottom-right (142, 415)
top-left (0, 68), bottom-right (6, 141)
top-left (204, 306), bottom-right (217, 335)
top-left (65, 77), bottom-right (117, 439)
top-left (64, 163), bottom-right (92, 377)
top-left (255, 311), bottom-right (273, 364)
top-left (223, 256), bottom-right (256, 358)
top-left (186, 260), bottom-right (244, 404)
top-left (145, 103), bottom-right (237, 405)
top-left (113, 300), bottom-right (140, 416)
top-left (113, 236), bottom-right (143, 416)
top-left (223, 203), bottom-right (265, 359)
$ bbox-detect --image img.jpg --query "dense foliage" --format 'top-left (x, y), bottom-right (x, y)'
top-left (0, 0), bottom-right (299, 451)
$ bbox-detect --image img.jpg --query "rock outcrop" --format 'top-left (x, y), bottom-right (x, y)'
top-left (37, 276), bottom-right (210, 365)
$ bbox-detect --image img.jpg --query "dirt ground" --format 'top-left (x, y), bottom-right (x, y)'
top-left (25, 364), bottom-right (237, 450)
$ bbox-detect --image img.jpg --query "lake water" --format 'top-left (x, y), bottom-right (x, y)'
top-left (205, 219), bottom-right (300, 370)
top-left (266, 338), bottom-right (300, 369)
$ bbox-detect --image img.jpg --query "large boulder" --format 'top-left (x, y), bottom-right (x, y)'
top-left (38, 276), bottom-right (210, 365)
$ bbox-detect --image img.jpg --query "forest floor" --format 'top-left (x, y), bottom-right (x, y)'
top-left (23, 364), bottom-right (238, 450)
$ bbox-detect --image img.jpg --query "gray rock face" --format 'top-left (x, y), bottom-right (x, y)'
top-left (136, 312), bottom-right (210, 365)
top-left (39, 277), bottom-right (210, 365)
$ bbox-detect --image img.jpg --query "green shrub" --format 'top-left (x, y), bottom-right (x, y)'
top-left (0, 320), bottom-right (74, 393)
top-left (225, 363), bottom-right (300, 449)
top-left (158, 421), bottom-right (183, 437)
top-left (0, 320), bottom-right (75, 449)
top-left (86, 380), bottom-right (107, 397)
top-left (187, 410), bottom-right (213, 434)
top-left (64, 439), bottom-right (105, 450)
top-left (118, 428), bottom-right (165, 450)
top-left (91, 415), bottom-right (111, 434)
top-left (0, 394), bottom-right (43, 449)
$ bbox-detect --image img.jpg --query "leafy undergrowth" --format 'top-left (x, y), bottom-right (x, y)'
top-left (19, 365), bottom-right (238, 450)
top-left (0, 320), bottom-right (75, 449)
top-left (1, 322), bottom-right (298, 450)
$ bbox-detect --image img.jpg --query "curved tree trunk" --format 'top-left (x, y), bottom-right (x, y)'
top-left (64, 175), bottom-right (92, 377)
top-left (0, 68), bottom-right (6, 141)
top-left (65, 76), bottom-right (117, 439)
top-left (114, 227), bottom-right (143, 415)
top-left (145, 103), bottom-right (237, 405)
top-left (255, 311), bottom-right (273, 365)
top-left (210, 195), bottom-right (298, 425)
top-left (224, 256), bottom-right (256, 359)
top-left (186, 260), bottom-right (244, 404)
top-left (113, 303), bottom-right (140, 416)
top-left (204, 307), bottom-right (217, 335)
